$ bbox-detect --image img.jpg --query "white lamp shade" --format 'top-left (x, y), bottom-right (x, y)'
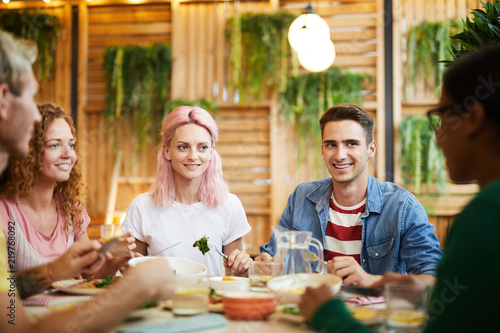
top-left (288, 13), bottom-right (330, 53)
top-left (297, 39), bottom-right (336, 73)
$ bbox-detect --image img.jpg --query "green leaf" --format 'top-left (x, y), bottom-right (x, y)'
top-left (487, 23), bottom-right (500, 38)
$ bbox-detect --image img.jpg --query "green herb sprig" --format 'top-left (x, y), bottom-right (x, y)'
top-left (193, 235), bottom-right (210, 255)
top-left (96, 276), bottom-right (116, 288)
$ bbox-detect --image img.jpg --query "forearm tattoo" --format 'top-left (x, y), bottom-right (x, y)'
top-left (16, 264), bottom-right (52, 299)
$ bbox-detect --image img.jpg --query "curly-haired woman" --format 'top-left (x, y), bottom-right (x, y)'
top-left (0, 103), bottom-right (134, 276)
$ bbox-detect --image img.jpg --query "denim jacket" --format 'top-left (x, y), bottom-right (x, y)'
top-left (260, 175), bottom-right (442, 276)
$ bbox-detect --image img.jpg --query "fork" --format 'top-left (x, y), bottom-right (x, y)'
top-left (208, 243), bottom-right (228, 259)
top-left (149, 241), bottom-right (181, 256)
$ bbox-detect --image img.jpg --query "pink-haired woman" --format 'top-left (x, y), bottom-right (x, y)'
top-left (122, 106), bottom-right (252, 276)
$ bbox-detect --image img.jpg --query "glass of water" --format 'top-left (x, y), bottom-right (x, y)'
top-left (172, 276), bottom-right (209, 315)
top-left (385, 282), bottom-right (429, 332)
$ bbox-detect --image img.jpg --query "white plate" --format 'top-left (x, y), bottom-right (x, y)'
top-left (51, 280), bottom-right (103, 295)
top-left (46, 298), bottom-right (172, 321)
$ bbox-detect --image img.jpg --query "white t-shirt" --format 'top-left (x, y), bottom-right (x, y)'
top-left (122, 192), bottom-right (251, 276)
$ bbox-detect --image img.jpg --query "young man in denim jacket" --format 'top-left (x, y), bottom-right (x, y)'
top-left (257, 104), bottom-right (441, 286)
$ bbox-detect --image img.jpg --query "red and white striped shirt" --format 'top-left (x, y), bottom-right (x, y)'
top-left (323, 195), bottom-right (366, 264)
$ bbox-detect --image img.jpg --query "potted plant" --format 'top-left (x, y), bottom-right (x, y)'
top-left (448, 0), bottom-right (500, 60)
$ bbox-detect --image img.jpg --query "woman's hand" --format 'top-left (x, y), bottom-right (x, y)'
top-left (94, 232), bottom-right (137, 278)
top-left (224, 249), bottom-right (252, 276)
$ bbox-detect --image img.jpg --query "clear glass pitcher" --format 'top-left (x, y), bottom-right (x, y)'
top-left (272, 225), bottom-right (324, 275)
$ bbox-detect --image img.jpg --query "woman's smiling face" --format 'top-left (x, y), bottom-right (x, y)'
top-left (165, 123), bottom-right (214, 183)
top-left (39, 118), bottom-right (76, 184)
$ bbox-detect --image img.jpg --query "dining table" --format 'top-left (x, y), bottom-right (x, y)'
top-left (22, 283), bottom-right (386, 333)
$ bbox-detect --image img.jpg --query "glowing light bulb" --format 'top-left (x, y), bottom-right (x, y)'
top-left (297, 39), bottom-right (336, 73)
top-left (288, 4), bottom-right (330, 53)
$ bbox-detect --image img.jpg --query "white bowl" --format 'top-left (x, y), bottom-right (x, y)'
top-left (267, 273), bottom-right (342, 304)
top-left (128, 256), bottom-right (208, 276)
top-left (209, 276), bottom-right (249, 293)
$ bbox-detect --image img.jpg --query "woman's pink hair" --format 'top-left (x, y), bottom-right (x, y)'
top-left (150, 106), bottom-right (228, 208)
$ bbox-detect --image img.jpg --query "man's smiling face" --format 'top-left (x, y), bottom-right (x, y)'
top-left (321, 120), bottom-right (376, 185)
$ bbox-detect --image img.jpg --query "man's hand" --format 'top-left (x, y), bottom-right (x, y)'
top-left (328, 256), bottom-right (382, 287)
top-left (298, 284), bottom-right (336, 322)
top-left (125, 258), bottom-right (176, 300)
top-left (370, 272), bottom-right (424, 289)
top-left (48, 239), bottom-right (104, 282)
top-left (254, 252), bottom-right (273, 262)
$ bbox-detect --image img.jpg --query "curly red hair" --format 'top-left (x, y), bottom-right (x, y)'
top-left (0, 103), bottom-right (86, 234)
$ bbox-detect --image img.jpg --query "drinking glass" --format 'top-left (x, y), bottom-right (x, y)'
top-left (100, 224), bottom-right (116, 241)
top-left (172, 276), bottom-right (209, 315)
top-left (385, 283), bottom-right (429, 332)
top-left (248, 261), bottom-right (283, 291)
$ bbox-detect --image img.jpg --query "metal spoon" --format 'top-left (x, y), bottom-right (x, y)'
top-left (149, 241), bottom-right (181, 256)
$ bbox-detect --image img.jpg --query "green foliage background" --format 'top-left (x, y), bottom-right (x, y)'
top-left (0, 9), bottom-right (60, 81)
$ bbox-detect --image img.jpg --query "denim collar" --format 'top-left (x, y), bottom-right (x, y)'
top-left (306, 175), bottom-right (383, 215)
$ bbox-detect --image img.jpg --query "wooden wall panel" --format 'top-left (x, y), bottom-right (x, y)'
top-left (217, 105), bottom-right (272, 251)
top-left (83, 2), bottom-right (171, 217)
top-left (276, 0), bottom-right (381, 194)
top-left (394, 0), bottom-right (481, 241)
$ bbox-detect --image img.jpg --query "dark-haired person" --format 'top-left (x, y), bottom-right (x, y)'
top-left (257, 104), bottom-right (441, 287)
top-left (299, 45), bottom-right (500, 332)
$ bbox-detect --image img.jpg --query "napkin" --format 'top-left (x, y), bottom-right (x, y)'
top-left (23, 295), bottom-right (92, 307)
top-left (344, 296), bottom-right (385, 306)
top-left (117, 313), bottom-right (228, 333)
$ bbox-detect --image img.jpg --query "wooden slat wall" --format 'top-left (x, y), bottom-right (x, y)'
top-left (393, 0), bottom-right (481, 246)
top-left (218, 105), bottom-right (271, 250)
top-left (82, 3), bottom-right (171, 219)
top-left (272, 0), bottom-right (381, 218)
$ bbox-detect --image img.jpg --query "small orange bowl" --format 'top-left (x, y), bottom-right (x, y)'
top-left (222, 292), bottom-right (277, 320)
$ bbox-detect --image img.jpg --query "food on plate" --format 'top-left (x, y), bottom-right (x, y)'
top-left (347, 306), bottom-right (387, 325)
top-left (68, 276), bottom-right (119, 290)
top-left (209, 288), bottom-right (223, 305)
top-left (96, 276), bottom-right (119, 288)
top-left (387, 309), bottom-right (426, 326)
top-left (282, 305), bottom-right (300, 315)
top-left (137, 300), bottom-right (159, 309)
top-left (193, 235), bottom-right (210, 255)
top-left (351, 307), bottom-right (377, 321)
top-left (222, 276), bottom-right (237, 281)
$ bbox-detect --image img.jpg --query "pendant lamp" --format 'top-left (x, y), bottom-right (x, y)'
top-left (297, 39), bottom-right (336, 72)
top-left (288, 4), bottom-right (330, 53)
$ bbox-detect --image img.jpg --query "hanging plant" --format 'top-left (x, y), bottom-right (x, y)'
top-left (226, 12), bottom-right (296, 102)
top-left (0, 9), bottom-right (60, 81)
top-left (448, 0), bottom-right (500, 61)
top-left (103, 43), bottom-right (172, 149)
top-left (280, 67), bottom-right (372, 176)
top-left (405, 20), bottom-right (461, 98)
top-left (399, 116), bottom-right (447, 196)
